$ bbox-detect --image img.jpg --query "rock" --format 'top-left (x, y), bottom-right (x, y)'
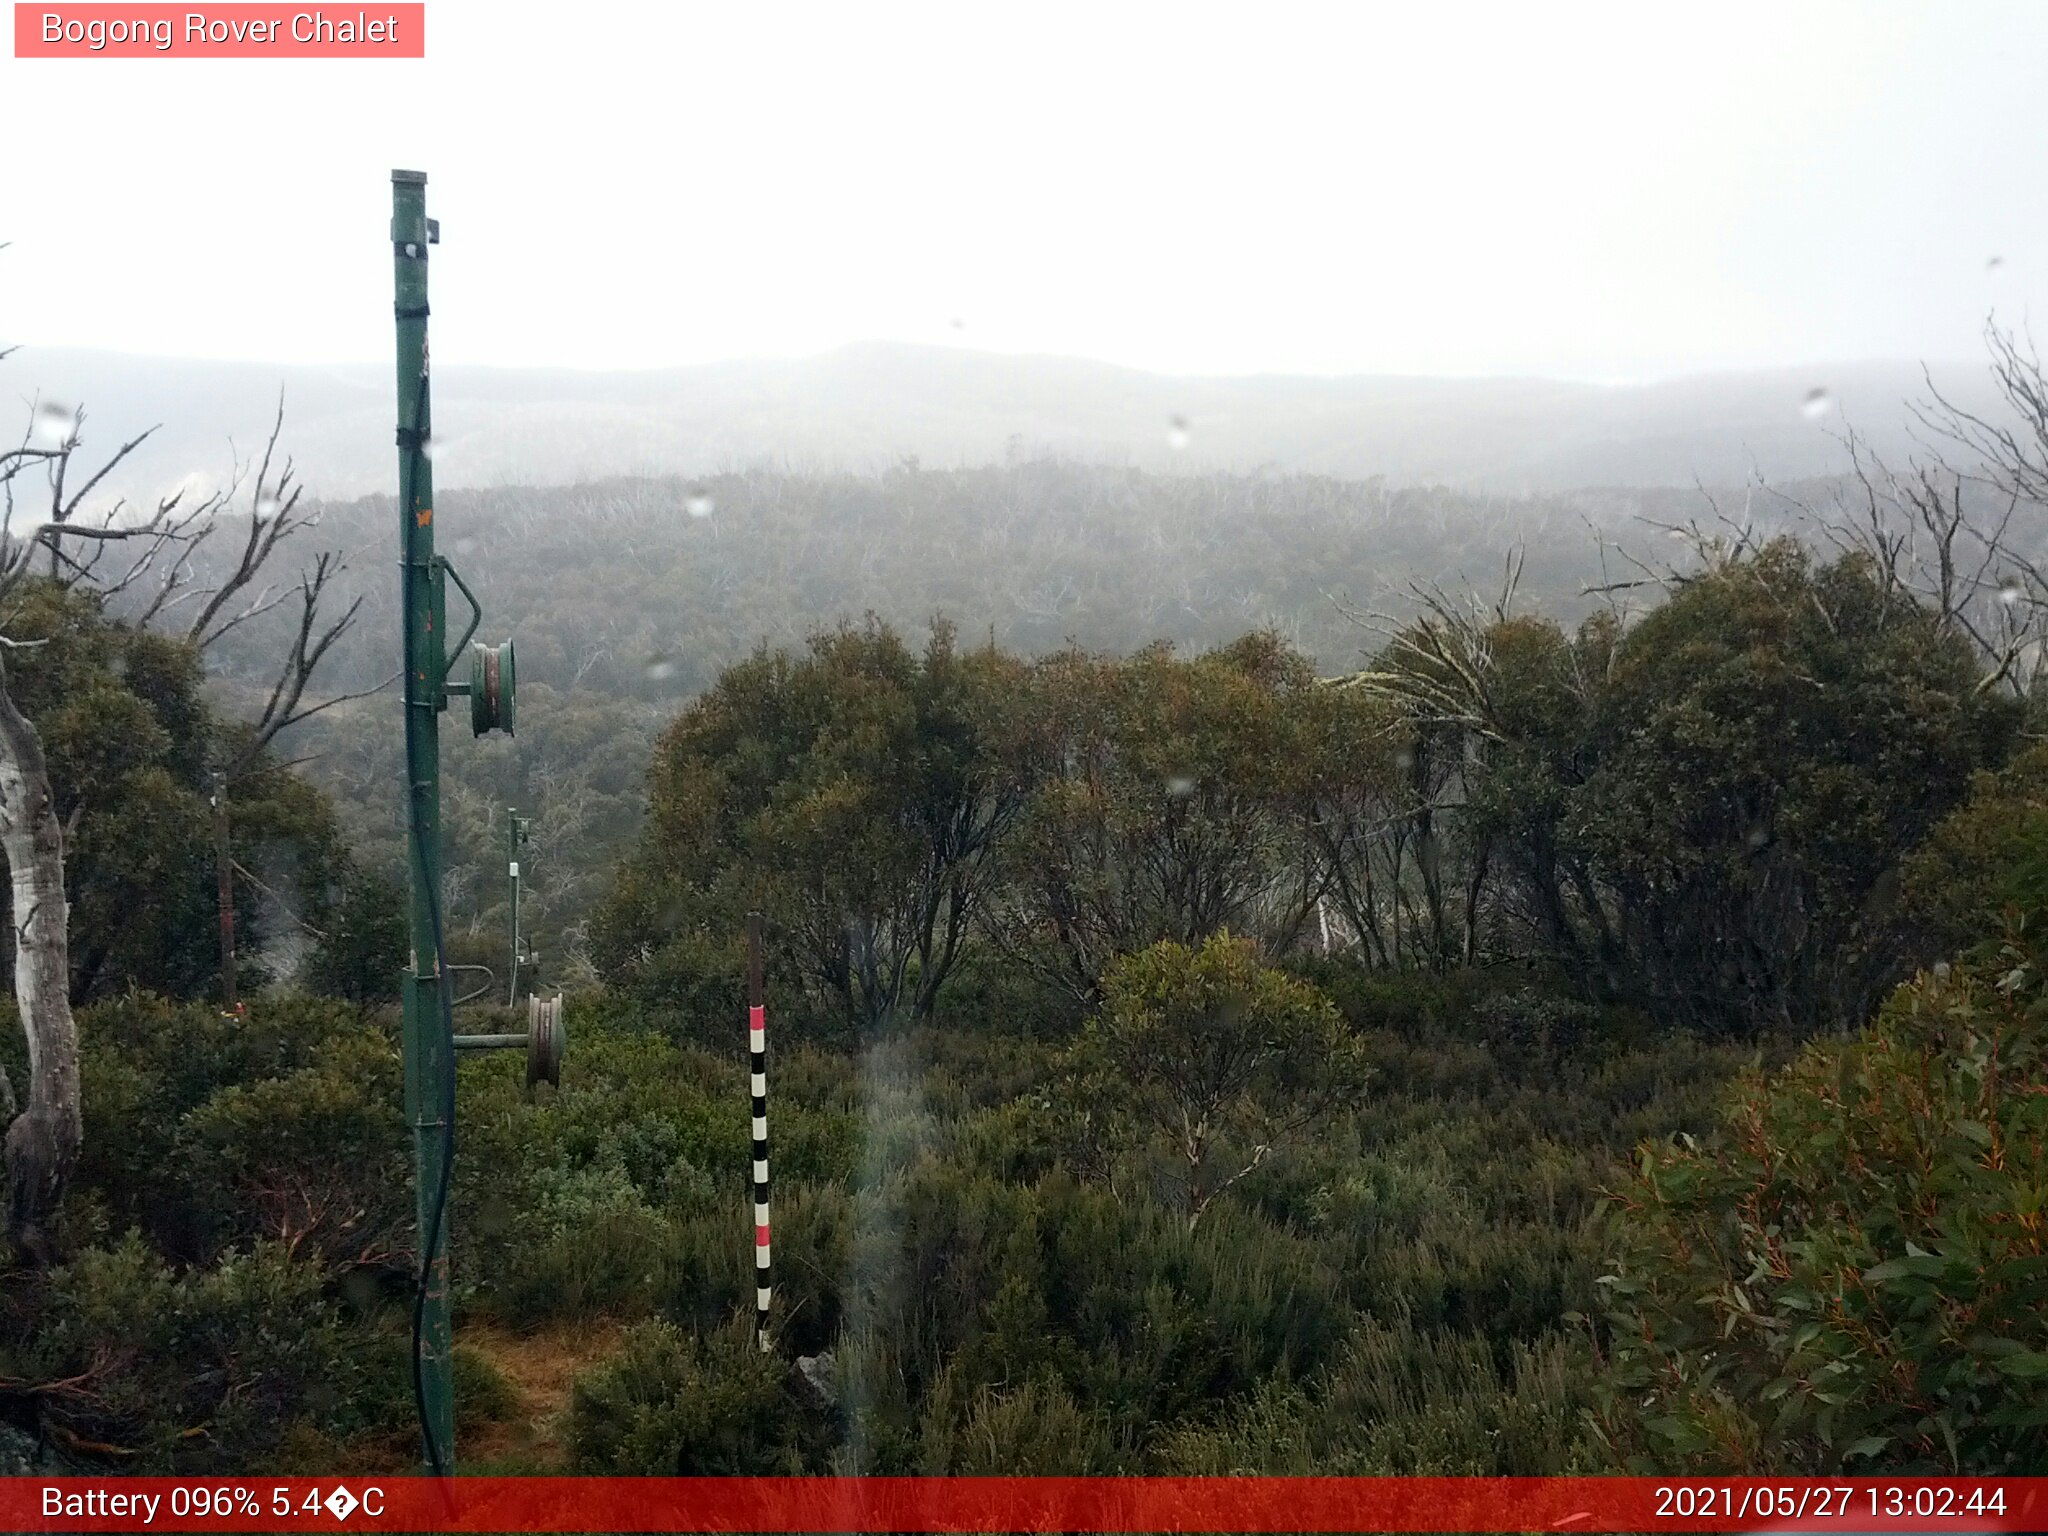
top-left (794, 1351), bottom-right (837, 1411)
top-left (0, 1422), bottom-right (45, 1474)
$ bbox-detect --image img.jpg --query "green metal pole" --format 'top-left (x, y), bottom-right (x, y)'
top-left (392, 167), bottom-right (455, 1473)
top-left (507, 807), bottom-right (522, 1005)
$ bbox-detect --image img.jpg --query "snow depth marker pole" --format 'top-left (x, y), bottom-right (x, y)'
top-left (748, 911), bottom-right (772, 1351)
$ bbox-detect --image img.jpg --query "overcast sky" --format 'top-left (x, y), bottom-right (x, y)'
top-left (3, 0), bottom-right (2042, 382)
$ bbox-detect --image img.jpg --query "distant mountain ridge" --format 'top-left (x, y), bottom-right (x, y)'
top-left (6, 341), bottom-right (1998, 503)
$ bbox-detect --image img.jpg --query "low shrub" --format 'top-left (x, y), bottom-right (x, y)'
top-left (1594, 934), bottom-right (2048, 1473)
top-left (568, 1315), bottom-right (831, 1473)
top-left (0, 1236), bottom-right (383, 1470)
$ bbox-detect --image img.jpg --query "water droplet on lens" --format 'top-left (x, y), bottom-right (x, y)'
top-left (1165, 774), bottom-right (1195, 798)
top-left (1801, 387), bottom-right (1833, 420)
top-left (421, 437), bottom-right (441, 461)
top-left (1166, 415), bottom-right (1191, 450)
top-left (948, 317), bottom-right (966, 331)
top-left (685, 490), bottom-right (714, 518)
top-left (256, 494), bottom-right (280, 517)
top-left (455, 536), bottom-right (477, 556)
top-left (2000, 581), bottom-right (2023, 606)
top-left (1987, 256), bottom-right (2005, 272)
top-left (404, 242), bottom-right (418, 258)
top-left (30, 401), bottom-right (75, 449)
top-left (646, 654), bottom-right (676, 682)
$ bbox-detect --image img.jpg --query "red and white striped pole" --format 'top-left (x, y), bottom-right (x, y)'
top-left (746, 912), bottom-right (772, 1352)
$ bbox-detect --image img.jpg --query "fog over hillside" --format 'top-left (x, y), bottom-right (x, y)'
top-left (13, 341), bottom-right (1995, 505)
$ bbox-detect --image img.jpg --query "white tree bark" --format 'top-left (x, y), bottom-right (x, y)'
top-left (0, 659), bottom-right (79, 1260)
top-left (0, 387), bottom-right (349, 1260)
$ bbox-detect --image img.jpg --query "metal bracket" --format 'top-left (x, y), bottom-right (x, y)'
top-left (436, 557), bottom-right (484, 686)
top-left (451, 992), bottom-right (564, 1090)
top-left (447, 962), bottom-right (496, 1008)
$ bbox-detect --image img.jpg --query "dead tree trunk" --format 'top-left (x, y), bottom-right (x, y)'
top-left (0, 377), bottom-right (372, 1252)
top-left (0, 659), bottom-right (80, 1261)
top-left (212, 772), bottom-right (239, 1013)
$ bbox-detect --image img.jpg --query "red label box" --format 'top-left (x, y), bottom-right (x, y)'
top-left (4, 1476), bottom-right (2047, 1533)
top-left (14, 3), bottom-right (424, 57)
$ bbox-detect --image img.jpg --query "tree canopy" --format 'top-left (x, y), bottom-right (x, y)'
top-left (2, 579), bottom-right (356, 1005)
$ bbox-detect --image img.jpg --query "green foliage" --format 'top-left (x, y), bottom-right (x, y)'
top-left (176, 1027), bottom-right (408, 1267)
top-left (595, 619), bottom-right (1029, 1037)
top-left (305, 865), bottom-right (407, 1008)
top-left (0, 578), bottom-right (356, 1005)
top-left (918, 1374), bottom-right (1121, 1473)
top-left (527, 964), bottom-right (1727, 1477)
top-left (286, 682), bottom-right (665, 986)
top-left (1899, 742), bottom-right (2048, 960)
top-left (0, 1235), bottom-right (392, 1469)
top-left (568, 1316), bottom-right (830, 1473)
top-left (993, 634), bottom-right (1333, 998)
top-left (73, 993), bottom-right (402, 1259)
top-left (1572, 546), bottom-right (2014, 1029)
top-left (1595, 935), bottom-right (2048, 1472)
top-left (38, 938), bottom-right (1746, 1474)
top-left (1066, 934), bottom-right (1369, 1228)
top-left (452, 1010), bottom-right (858, 1327)
top-left (596, 544), bottom-right (2011, 1046)
top-left (1160, 1319), bottom-right (1600, 1474)
top-left (1377, 545), bottom-right (2018, 1032)
top-left (1464, 986), bottom-right (1607, 1076)
top-left (36, 507), bottom-right (2040, 1478)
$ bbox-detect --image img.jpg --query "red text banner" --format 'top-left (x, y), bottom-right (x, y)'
top-left (4, 1476), bottom-right (2044, 1533)
top-left (14, 4), bottom-right (424, 57)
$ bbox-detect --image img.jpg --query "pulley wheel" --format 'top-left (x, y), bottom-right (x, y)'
top-left (526, 993), bottom-right (564, 1089)
top-left (470, 639), bottom-right (517, 737)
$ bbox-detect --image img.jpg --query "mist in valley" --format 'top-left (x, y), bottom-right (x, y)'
top-left (4, 0), bottom-right (2048, 1487)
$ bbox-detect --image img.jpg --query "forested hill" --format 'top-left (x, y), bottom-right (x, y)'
top-left (17, 373), bottom-right (2048, 1480)
top-left (17, 342), bottom-right (1989, 502)
top-left (189, 459), bottom-right (1839, 983)
top-left (209, 462), bottom-right (1789, 703)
